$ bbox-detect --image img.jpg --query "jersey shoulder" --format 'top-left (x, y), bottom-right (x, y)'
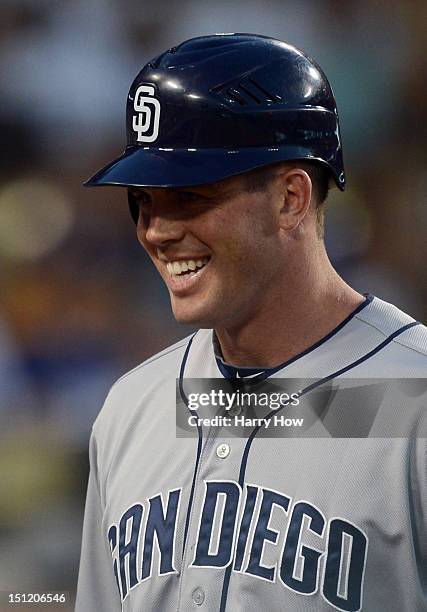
top-left (356, 296), bottom-right (427, 370)
top-left (92, 332), bottom-right (195, 436)
top-left (115, 332), bottom-right (194, 384)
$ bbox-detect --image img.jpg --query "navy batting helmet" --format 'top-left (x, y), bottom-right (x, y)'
top-left (85, 34), bottom-right (345, 222)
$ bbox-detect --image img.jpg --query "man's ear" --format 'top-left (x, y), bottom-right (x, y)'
top-left (278, 168), bottom-right (312, 231)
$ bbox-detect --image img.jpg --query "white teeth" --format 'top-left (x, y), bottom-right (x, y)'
top-left (166, 257), bottom-right (209, 277)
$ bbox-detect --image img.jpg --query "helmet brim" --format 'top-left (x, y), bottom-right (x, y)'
top-left (84, 146), bottom-right (345, 190)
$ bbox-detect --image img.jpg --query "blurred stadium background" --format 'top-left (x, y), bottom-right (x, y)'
top-left (0, 0), bottom-right (426, 608)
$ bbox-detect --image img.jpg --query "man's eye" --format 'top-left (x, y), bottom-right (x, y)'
top-left (178, 191), bottom-right (206, 203)
top-left (136, 191), bottom-right (152, 204)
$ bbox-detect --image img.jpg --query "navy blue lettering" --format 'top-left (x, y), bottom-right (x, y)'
top-left (234, 485), bottom-right (258, 571)
top-left (118, 504), bottom-right (143, 599)
top-left (323, 519), bottom-right (367, 611)
top-left (108, 525), bottom-right (121, 597)
top-left (280, 501), bottom-right (324, 594)
top-left (193, 481), bottom-right (240, 567)
top-left (141, 489), bottom-right (181, 579)
top-left (246, 489), bottom-right (290, 581)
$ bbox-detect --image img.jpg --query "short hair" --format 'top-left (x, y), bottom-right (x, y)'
top-left (242, 161), bottom-right (330, 238)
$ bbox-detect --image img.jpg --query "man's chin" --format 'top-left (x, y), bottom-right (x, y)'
top-left (172, 311), bottom-right (215, 328)
top-left (171, 301), bottom-right (217, 328)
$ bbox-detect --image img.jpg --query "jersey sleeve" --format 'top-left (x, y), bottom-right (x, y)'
top-left (75, 430), bottom-right (121, 612)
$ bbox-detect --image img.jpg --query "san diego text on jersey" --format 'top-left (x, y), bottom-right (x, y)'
top-left (76, 297), bottom-right (427, 612)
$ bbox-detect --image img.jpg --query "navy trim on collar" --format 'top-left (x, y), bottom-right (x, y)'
top-left (214, 293), bottom-right (374, 380)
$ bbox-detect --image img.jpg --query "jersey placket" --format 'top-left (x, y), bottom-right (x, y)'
top-left (176, 399), bottom-right (247, 611)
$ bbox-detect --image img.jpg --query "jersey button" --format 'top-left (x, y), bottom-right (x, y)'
top-left (216, 443), bottom-right (230, 459)
top-left (192, 587), bottom-right (205, 606)
top-left (228, 404), bottom-right (241, 416)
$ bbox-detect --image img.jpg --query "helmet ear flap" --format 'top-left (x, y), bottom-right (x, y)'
top-left (128, 190), bottom-right (139, 225)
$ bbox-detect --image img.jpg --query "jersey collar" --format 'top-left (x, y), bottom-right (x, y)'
top-left (213, 293), bottom-right (374, 381)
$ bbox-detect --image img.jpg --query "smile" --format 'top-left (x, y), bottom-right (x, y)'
top-left (166, 257), bottom-right (210, 278)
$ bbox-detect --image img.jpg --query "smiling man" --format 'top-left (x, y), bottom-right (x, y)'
top-left (76, 35), bottom-right (427, 612)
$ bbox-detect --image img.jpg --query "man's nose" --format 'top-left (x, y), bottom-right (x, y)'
top-left (140, 201), bottom-right (186, 246)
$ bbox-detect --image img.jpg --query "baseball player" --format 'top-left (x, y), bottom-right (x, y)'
top-left (76, 34), bottom-right (427, 611)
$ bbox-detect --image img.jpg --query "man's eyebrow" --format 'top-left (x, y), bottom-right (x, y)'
top-left (181, 180), bottom-right (240, 195)
top-left (129, 187), bottom-right (152, 198)
top-left (128, 183), bottom-right (236, 198)
top-left (176, 184), bottom-right (216, 192)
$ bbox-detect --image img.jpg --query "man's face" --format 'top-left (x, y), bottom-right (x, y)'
top-left (132, 172), bottom-right (286, 329)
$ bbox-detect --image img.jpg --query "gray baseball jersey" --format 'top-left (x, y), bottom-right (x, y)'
top-left (75, 295), bottom-right (427, 611)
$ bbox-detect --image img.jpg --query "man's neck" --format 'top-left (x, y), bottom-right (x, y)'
top-left (215, 252), bottom-right (365, 368)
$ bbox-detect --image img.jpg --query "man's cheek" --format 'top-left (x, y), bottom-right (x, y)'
top-left (218, 239), bottom-right (247, 262)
